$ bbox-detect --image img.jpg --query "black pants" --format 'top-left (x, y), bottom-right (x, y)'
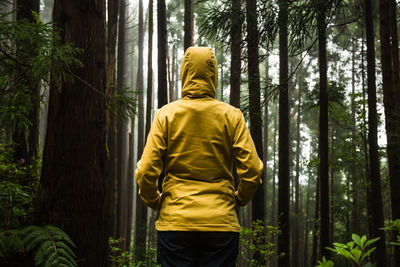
top-left (157, 231), bottom-right (239, 267)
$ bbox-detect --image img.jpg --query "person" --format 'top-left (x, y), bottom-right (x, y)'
top-left (135, 47), bottom-right (263, 267)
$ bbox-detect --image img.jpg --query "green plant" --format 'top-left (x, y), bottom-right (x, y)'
top-left (239, 220), bottom-right (280, 267)
top-left (326, 233), bottom-right (380, 267)
top-left (109, 237), bottom-right (134, 267)
top-left (315, 256), bottom-right (334, 267)
top-left (0, 225), bottom-right (77, 267)
top-left (381, 219), bottom-right (400, 246)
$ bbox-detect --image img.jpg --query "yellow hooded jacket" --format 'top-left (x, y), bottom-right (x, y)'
top-left (135, 47), bottom-right (263, 232)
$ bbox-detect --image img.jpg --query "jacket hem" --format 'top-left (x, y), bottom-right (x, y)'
top-left (155, 223), bottom-right (241, 232)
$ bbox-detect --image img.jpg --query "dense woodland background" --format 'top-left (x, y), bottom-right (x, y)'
top-left (1, 0), bottom-right (400, 266)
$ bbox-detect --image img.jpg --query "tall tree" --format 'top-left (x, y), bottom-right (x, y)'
top-left (293, 68), bottom-right (302, 266)
top-left (316, 0), bottom-right (330, 258)
top-left (13, 0), bottom-right (40, 167)
top-left (146, 0), bottom-right (153, 138)
top-left (184, 0), bottom-right (194, 51)
top-left (158, 0), bottom-right (168, 107)
top-left (36, 0), bottom-right (112, 265)
top-left (229, 0), bottom-right (241, 108)
top-left (373, 0), bottom-right (391, 265)
top-left (388, 0), bottom-right (400, 264)
top-left (134, 0), bottom-right (147, 261)
top-left (116, 0), bottom-right (129, 248)
top-left (278, 0), bottom-right (290, 266)
top-left (246, 0), bottom-right (265, 222)
top-left (105, 0), bottom-right (119, 239)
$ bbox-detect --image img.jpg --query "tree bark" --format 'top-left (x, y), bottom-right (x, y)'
top-left (371, 0), bottom-right (389, 265)
top-left (246, 0), bottom-right (265, 223)
top-left (316, 0), bottom-right (330, 259)
top-left (229, 0), bottom-right (241, 108)
top-left (278, 0), bottom-right (290, 266)
top-left (158, 0), bottom-right (168, 108)
top-left (146, 0), bottom-right (153, 139)
top-left (105, 0), bottom-right (119, 239)
top-left (36, 1), bottom-right (111, 265)
top-left (184, 0), bottom-right (194, 51)
top-left (134, 0), bottom-right (147, 261)
top-left (116, 0), bottom-right (129, 248)
top-left (293, 67), bottom-right (302, 266)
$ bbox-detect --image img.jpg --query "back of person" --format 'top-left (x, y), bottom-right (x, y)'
top-left (135, 47), bottom-right (263, 267)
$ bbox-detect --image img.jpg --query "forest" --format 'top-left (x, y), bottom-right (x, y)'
top-left (1, 0), bottom-right (400, 266)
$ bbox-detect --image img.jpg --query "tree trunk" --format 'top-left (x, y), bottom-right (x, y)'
top-left (278, 0), bottom-right (290, 266)
top-left (311, 167), bottom-right (320, 266)
top-left (134, 0), bottom-right (147, 261)
top-left (303, 143), bottom-right (313, 267)
top-left (246, 0), bottom-right (264, 223)
top-left (264, 57), bottom-right (269, 220)
top-left (158, 0), bottom-right (168, 108)
top-left (316, 0), bottom-right (330, 259)
top-left (146, 0), bottom-right (153, 138)
top-left (350, 38), bottom-right (360, 235)
top-left (229, 0), bottom-right (241, 108)
top-left (389, 0), bottom-right (400, 263)
top-left (184, 0), bottom-right (194, 51)
top-left (370, 0), bottom-right (389, 265)
top-left (293, 68), bottom-right (302, 266)
top-left (116, 0), bottom-right (129, 248)
top-left (126, 129), bottom-right (134, 251)
top-left (105, 0), bottom-right (119, 239)
top-left (36, 1), bottom-right (111, 265)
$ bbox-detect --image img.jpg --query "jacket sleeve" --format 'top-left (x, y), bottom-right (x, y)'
top-left (232, 110), bottom-right (263, 206)
top-left (135, 110), bottom-right (166, 210)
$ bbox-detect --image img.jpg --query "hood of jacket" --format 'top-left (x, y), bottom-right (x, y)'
top-left (181, 47), bottom-right (218, 98)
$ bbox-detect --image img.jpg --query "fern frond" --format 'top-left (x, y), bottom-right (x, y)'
top-left (21, 225), bottom-right (77, 267)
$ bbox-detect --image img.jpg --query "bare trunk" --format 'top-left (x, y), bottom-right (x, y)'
top-left (278, 1), bottom-right (290, 266)
top-left (134, 0), bottom-right (148, 261)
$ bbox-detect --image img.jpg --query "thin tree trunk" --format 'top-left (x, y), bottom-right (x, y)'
top-left (184, 0), bottom-right (194, 51)
top-left (278, 0), bottom-right (290, 266)
top-left (264, 56), bottom-right (269, 221)
top-left (230, 0), bottom-right (241, 108)
top-left (105, 0), bottom-right (119, 239)
top-left (316, 0), bottom-right (330, 258)
top-left (351, 38), bottom-right (360, 235)
top-left (303, 143), bottom-right (313, 267)
top-left (271, 103), bottom-right (278, 267)
top-left (126, 129), bottom-right (134, 251)
top-left (146, 0), bottom-right (153, 138)
top-left (117, 0), bottom-right (129, 248)
top-left (158, 0), bottom-right (168, 108)
top-left (134, 0), bottom-right (147, 261)
top-left (293, 70), bottom-right (302, 266)
top-left (370, 0), bottom-right (389, 265)
top-left (246, 0), bottom-right (265, 223)
top-left (36, 1), bottom-right (111, 265)
top-left (311, 166), bottom-right (320, 266)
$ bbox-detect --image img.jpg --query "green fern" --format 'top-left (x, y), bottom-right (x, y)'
top-left (22, 225), bottom-right (77, 267)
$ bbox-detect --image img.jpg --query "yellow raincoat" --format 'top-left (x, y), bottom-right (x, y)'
top-left (135, 47), bottom-right (263, 232)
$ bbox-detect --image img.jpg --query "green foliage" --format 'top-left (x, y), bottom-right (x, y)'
top-left (324, 233), bottom-right (380, 267)
top-left (0, 225), bottom-right (77, 267)
top-left (239, 220), bottom-right (280, 267)
top-left (316, 256), bottom-right (334, 267)
top-left (381, 219), bottom-right (400, 246)
top-left (0, 10), bottom-right (82, 134)
top-left (107, 86), bottom-right (137, 123)
top-left (0, 144), bottom-right (40, 231)
top-left (109, 237), bottom-right (150, 267)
